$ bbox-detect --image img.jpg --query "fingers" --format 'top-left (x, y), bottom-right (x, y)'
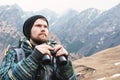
top-left (35, 44), bottom-right (68, 57)
top-left (35, 44), bottom-right (54, 56)
top-left (54, 44), bottom-right (68, 57)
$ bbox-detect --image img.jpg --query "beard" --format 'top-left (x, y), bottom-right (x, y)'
top-left (31, 35), bottom-right (48, 45)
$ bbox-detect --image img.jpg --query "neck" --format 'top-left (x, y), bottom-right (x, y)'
top-left (30, 39), bottom-right (37, 46)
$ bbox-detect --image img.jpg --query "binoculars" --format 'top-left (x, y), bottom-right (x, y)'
top-left (41, 41), bottom-right (67, 66)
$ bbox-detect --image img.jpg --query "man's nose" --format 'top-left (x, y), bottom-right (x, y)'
top-left (41, 26), bottom-right (46, 32)
top-left (41, 26), bottom-right (45, 30)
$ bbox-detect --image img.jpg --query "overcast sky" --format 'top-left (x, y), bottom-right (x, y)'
top-left (0, 0), bottom-right (120, 14)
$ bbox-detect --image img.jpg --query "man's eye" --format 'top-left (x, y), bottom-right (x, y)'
top-left (35, 24), bottom-right (41, 27)
top-left (44, 25), bottom-right (48, 28)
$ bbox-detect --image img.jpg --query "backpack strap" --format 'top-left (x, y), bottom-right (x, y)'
top-left (14, 48), bottom-right (25, 62)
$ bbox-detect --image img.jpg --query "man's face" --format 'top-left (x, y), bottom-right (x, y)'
top-left (30, 18), bottom-right (49, 45)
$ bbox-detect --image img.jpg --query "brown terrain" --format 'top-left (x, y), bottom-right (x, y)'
top-left (73, 45), bottom-right (120, 80)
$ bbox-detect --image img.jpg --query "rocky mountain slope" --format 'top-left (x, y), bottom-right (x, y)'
top-left (77, 3), bottom-right (120, 56)
top-left (51, 3), bottom-right (120, 56)
top-left (1, 3), bottom-right (120, 57)
top-left (73, 45), bottom-right (120, 80)
top-left (0, 20), bottom-right (22, 53)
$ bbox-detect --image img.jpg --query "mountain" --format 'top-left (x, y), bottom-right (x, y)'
top-left (51, 3), bottom-right (120, 56)
top-left (73, 45), bottom-right (120, 80)
top-left (0, 4), bottom-right (25, 30)
top-left (51, 8), bottom-right (102, 53)
top-left (78, 3), bottom-right (120, 56)
top-left (0, 4), bottom-right (60, 53)
top-left (1, 3), bottom-right (120, 57)
top-left (0, 4), bottom-right (120, 79)
top-left (0, 19), bottom-right (23, 53)
top-left (0, 4), bottom-right (58, 30)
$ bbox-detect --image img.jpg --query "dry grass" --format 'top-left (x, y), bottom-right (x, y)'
top-left (73, 45), bottom-right (120, 80)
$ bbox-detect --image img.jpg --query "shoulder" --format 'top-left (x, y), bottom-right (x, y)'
top-left (1, 46), bottom-right (17, 67)
top-left (3, 46), bottom-right (17, 61)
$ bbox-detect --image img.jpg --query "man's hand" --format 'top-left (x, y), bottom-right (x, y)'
top-left (54, 44), bottom-right (68, 57)
top-left (35, 43), bottom-right (54, 56)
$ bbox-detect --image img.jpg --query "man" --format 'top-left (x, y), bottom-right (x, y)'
top-left (0, 15), bottom-right (77, 80)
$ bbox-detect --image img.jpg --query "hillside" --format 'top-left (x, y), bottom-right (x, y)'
top-left (1, 4), bottom-right (120, 56)
top-left (73, 45), bottom-right (120, 80)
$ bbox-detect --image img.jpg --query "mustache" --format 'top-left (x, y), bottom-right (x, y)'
top-left (39, 33), bottom-right (47, 36)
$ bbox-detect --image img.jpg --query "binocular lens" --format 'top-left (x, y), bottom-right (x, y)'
top-left (42, 55), bottom-right (51, 65)
top-left (57, 56), bottom-right (67, 66)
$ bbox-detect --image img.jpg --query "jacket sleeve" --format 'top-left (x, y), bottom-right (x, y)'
top-left (0, 48), bottom-right (42, 80)
top-left (56, 60), bottom-right (77, 80)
